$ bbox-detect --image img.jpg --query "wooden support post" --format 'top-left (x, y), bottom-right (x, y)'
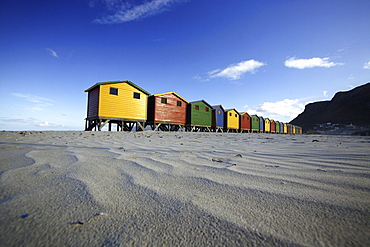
top-left (136, 122), bottom-right (144, 132)
top-left (154, 123), bottom-right (161, 131)
top-left (98, 120), bottom-right (110, 131)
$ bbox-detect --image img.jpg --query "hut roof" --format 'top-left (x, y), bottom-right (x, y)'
top-left (153, 92), bottom-right (189, 103)
top-left (211, 105), bottom-right (225, 111)
top-left (85, 80), bottom-right (150, 95)
top-left (189, 100), bottom-right (212, 108)
top-left (240, 112), bottom-right (251, 116)
top-left (225, 109), bottom-right (240, 114)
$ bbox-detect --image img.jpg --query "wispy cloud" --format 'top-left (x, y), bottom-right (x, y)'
top-left (285, 57), bottom-right (344, 69)
top-left (323, 90), bottom-right (328, 97)
top-left (46, 48), bottom-right (59, 58)
top-left (93, 0), bottom-right (187, 24)
top-left (11, 93), bottom-right (54, 103)
top-left (0, 117), bottom-right (64, 128)
top-left (208, 59), bottom-right (266, 80)
top-left (11, 93), bottom-right (54, 111)
top-left (363, 61), bottom-right (370, 69)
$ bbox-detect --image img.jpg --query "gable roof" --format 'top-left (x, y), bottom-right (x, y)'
top-left (211, 105), bottom-right (225, 111)
top-left (225, 108), bottom-right (240, 115)
top-left (189, 100), bottom-right (212, 108)
top-left (153, 92), bottom-right (189, 103)
top-left (240, 111), bottom-right (251, 116)
top-left (84, 80), bottom-right (150, 95)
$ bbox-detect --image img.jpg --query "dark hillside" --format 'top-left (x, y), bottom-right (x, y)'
top-left (290, 82), bottom-right (370, 133)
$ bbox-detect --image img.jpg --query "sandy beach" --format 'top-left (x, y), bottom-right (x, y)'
top-left (0, 131), bottom-right (369, 246)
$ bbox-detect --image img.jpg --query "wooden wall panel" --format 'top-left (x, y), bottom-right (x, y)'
top-left (99, 83), bottom-right (148, 120)
top-left (240, 113), bottom-right (251, 130)
top-left (226, 109), bottom-right (239, 129)
top-left (153, 93), bottom-right (187, 124)
top-left (87, 87), bottom-right (99, 118)
top-left (265, 119), bottom-right (271, 132)
top-left (189, 102), bottom-right (212, 126)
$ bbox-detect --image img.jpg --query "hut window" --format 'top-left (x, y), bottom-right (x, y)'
top-left (161, 98), bottom-right (167, 104)
top-left (235, 114), bottom-right (237, 117)
top-left (217, 110), bottom-right (221, 114)
top-left (177, 101), bottom-right (182, 107)
top-left (242, 116), bottom-right (244, 119)
top-left (195, 105), bottom-right (199, 110)
top-left (205, 107), bottom-right (209, 112)
top-left (110, 87), bottom-right (118, 95)
top-left (133, 92), bottom-right (140, 99)
top-left (229, 113), bottom-right (232, 116)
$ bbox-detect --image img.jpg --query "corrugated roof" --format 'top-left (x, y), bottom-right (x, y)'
top-left (84, 80), bottom-right (150, 95)
top-left (153, 92), bottom-right (189, 103)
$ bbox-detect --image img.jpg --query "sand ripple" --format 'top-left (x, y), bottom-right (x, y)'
top-left (0, 131), bottom-right (369, 246)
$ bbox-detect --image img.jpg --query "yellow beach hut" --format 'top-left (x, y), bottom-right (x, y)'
top-left (225, 109), bottom-right (240, 132)
top-left (84, 80), bottom-right (150, 131)
top-left (264, 118), bottom-right (271, 133)
top-left (283, 123), bottom-right (288, 134)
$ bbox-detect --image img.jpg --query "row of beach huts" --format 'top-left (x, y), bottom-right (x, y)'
top-left (84, 80), bottom-right (302, 134)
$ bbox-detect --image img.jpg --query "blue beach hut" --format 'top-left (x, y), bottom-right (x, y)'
top-left (259, 116), bottom-right (265, 133)
top-left (212, 105), bottom-right (225, 132)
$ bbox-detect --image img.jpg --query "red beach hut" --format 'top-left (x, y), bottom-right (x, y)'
top-left (240, 112), bottom-right (251, 133)
top-left (147, 92), bottom-right (188, 131)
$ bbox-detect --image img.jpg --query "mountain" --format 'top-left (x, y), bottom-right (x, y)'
top-left (290, 82), bottom-right (370, 133)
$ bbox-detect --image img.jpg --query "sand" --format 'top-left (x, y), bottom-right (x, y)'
top-left (0, 131), bottom-right (369, 246)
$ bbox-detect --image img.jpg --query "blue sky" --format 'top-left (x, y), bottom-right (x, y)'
top-left (1, 0), bottom-right (369, 130)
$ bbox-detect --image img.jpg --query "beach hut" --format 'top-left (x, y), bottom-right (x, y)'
top-left (240, 112), bottom-right (251, 133)
top-left (147, 92), bottom-right (188, 131)
top-left (225, 109), bottom-right (240, 132)
top-left (264, 118), bottom-right (271, 133)
top-left (259, 116), bottom-right (265, 133)
top-left (287, 124), bottom-right (292, 134)
top-left (270, 120), bottom-right (276, 133)
top-left (84, 80), bottom-right (150, 131)
top-left (186, 100), bottom-right (213, 132)
top-left (251, 115), bottom-right (260, 132)
top-left (212, 105), bottom-right (225, 132)
top-left (280, 122), bottom-right (284, 134)
top-left (283, 123), bottom-right (288, 134)
top-left (275, 121), bottom-right (280, 133)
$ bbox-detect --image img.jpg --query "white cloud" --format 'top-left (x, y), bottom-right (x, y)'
top-left (363, 61), bottom-right (370, 69)
top-left (46, 48), bottom-right (59, 58)
top-left (244, 99), bottom-right (307, 122)
top-left (323, 90), bottom-right (328, 97)
top-left (93, 0), bottom-right (186, 24)
top-left (257, 99), bottom-right (305, 120)
top-left (285, 57), bottom-right (344, 69)
top-left (38, 121), bottom-right (64, 127)
top-left (208, 59), bottom-right (266, 80)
